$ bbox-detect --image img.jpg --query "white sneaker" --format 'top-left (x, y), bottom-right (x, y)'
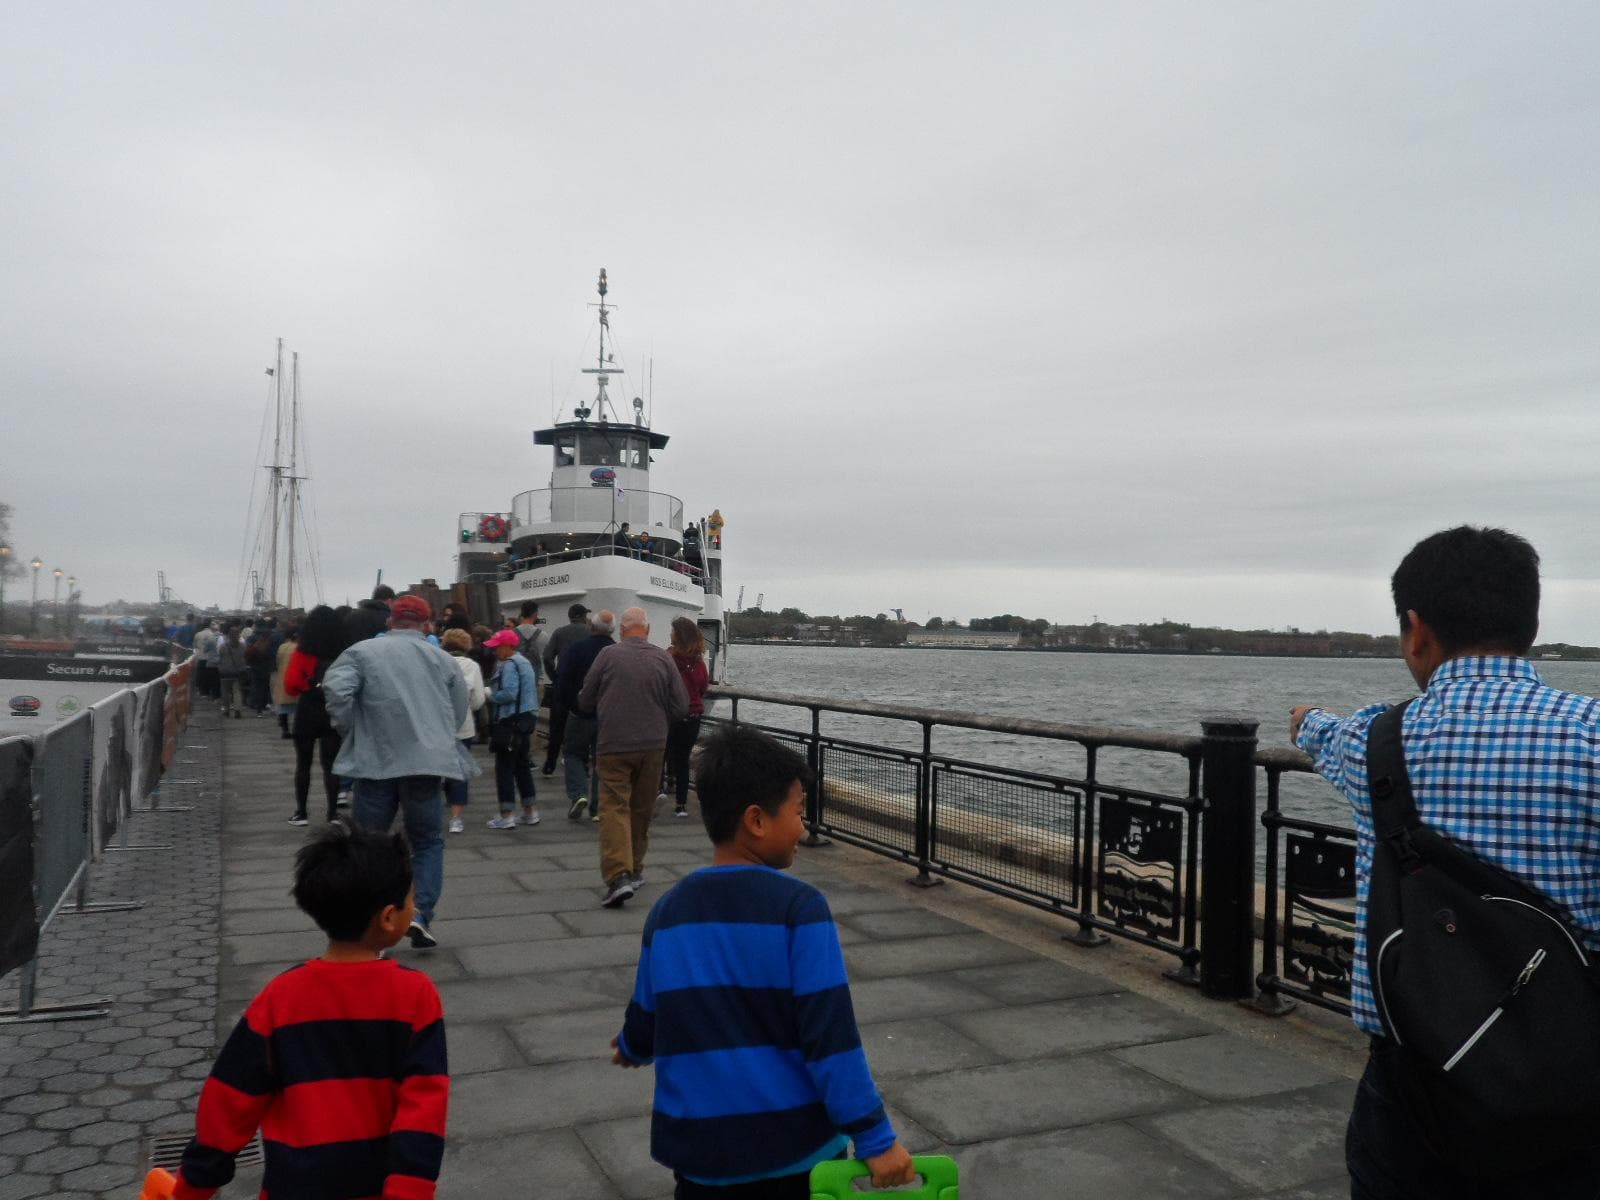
top-left (486, 815), bottom-right (517, 830)
top-left (448, 817), bottom-right (465, 834)
top-left (518, 810), bottom-right (541, 826)
top-left (567, 796), bottom-right (588, 820)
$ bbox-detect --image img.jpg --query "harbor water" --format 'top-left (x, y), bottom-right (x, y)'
top-left (724, 644), bottom-right (1600, 832)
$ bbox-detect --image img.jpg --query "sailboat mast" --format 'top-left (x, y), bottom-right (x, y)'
top-left (286, 352), bottom-right (300, 612)
top-left (267, 337), bottom-right (284, 609)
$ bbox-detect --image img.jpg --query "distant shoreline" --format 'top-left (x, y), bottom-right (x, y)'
top-left (731, 640), bottom-right (1582, 662)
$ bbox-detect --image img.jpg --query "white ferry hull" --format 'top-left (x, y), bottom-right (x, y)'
top-left (497, 554), bottom-right (710, 651)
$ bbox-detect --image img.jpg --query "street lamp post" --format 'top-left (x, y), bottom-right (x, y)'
top-left (29, 557), bottom-right (43, 636)
top-left (52, 568), bottom-right (63, 635)
top-left (0, 543), bottom-right (10, 634)
top-left (66, 575), bottom-right (77, 638)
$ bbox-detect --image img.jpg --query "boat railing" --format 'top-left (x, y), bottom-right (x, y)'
top-left (510, 487), bottom-right (686, 533)
top-left (484, 542), bottom-right (716, 592)
top-left (707, 686), bottom-right (1351, 1019)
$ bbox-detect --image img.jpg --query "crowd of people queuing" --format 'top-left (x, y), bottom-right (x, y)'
top-left (202, 587), bottom-right (714, 936)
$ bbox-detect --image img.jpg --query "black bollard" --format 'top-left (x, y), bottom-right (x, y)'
top-left (1199, 718), bottom-right (1259, 1000)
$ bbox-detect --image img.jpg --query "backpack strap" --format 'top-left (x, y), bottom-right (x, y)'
top-left (1367, 699), bottom-right (1424, 874)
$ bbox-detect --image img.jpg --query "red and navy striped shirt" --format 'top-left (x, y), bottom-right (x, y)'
top-left (176, 958), bottom-right (448, 1200)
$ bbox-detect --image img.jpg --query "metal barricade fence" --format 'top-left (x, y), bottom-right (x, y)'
top-left (0, 660), bottom-right (195, 1024)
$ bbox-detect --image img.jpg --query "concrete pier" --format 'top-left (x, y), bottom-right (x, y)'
top-left (0, 709), bottom-right (1363, 1198)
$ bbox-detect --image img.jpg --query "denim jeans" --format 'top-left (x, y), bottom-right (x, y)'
top-left (563, 714), bottom-right (597, 813)
top-left (444, 738), bottom-right (475, 808)
top-left (494, 718), bottom-right (536, 813)
top-left (352, 775), bottom-right (445, 927)
top-left (1348, 1037), bottom-right (1600, 1199)
top-left (665, 716), bottom-right (701, 807)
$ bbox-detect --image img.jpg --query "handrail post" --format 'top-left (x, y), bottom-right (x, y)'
top-left (1064, 743), bottom-right (1107, 946)
top-left (1250, 768), bottom-right (1297, 1014)
top-left (1199, 717), bottom-right (1258, 1000)
top-left (802, 705), bottom-right (830, 847)
top-left (908, 720), bottom-right (940, 887)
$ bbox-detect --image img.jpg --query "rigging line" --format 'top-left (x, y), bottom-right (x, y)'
top-left (234, 373), bottom-right (277, 605)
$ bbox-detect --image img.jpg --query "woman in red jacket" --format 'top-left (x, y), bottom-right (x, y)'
top-left (283, 605), bottom-right (351, 826)
top-left (663, 616), bottom-right (710, 818)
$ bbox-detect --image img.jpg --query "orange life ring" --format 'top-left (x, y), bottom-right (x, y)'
top-left (479, 514), bottom-right (508, 541)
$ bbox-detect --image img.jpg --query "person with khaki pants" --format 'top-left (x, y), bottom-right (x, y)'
top-left (578, 607), bottom-right (688, 908)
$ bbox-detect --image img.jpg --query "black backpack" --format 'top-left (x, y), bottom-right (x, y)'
top-left (293, 660), bottom-right (332, 739)
top-left (1366, 701), bottom-right (1600, 1172)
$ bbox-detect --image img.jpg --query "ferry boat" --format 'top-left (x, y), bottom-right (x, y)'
top-left (454, 270), bottom-right (727, 678)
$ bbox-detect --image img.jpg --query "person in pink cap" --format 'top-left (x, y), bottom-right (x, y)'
top-left (484, 627), bottom-right (541, 829)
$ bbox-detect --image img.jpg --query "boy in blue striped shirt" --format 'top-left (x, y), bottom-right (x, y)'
top-left (611, 724), bottom-right (914, 1198)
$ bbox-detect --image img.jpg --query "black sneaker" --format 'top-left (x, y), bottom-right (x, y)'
top-left (540, 761), bottom-right (557, 776)
top-left (601, 875), bottom-right (637, 908)
top-left (407, 921), bottom-right (438, 950)
top-left (287, 813), bottom-right (309, 827)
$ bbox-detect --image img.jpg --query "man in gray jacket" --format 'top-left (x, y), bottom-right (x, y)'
top-left (324, 593), bottom-right (469, 948)
top-left (578, 606), bottom-right (688, 907)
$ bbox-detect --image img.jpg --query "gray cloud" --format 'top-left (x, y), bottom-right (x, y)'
top-left (3, 3), bottom-right (1597, 637)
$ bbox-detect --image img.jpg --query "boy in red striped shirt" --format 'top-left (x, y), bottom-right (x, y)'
top-left (176, 821), bottom-right (449, 1200)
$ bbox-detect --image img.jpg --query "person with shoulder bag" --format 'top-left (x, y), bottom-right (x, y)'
top-left (1291, 526), bottom-right (1600, 1197)
top-left (283, 606), bottom-right (351, 825)
top-left (484, 628), bottom-right (539, 830)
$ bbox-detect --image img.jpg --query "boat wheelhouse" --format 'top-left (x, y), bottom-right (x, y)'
top-left (455, 270), bottom-right (726, 675)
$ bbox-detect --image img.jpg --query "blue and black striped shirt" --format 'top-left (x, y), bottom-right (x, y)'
top-left (616, 865), bottom-right (895, 1185)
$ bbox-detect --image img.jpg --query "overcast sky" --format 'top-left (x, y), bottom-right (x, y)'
top-left (4, 3), bottom-right (1597, 639)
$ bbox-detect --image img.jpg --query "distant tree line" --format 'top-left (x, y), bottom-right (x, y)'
top-left (731, 606), bottom-right (1600, 659)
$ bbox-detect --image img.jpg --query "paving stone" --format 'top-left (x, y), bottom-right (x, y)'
top-left (948, 958), bottom-right (1123, 1004)
top-left (0, 1174), bottom-right (51, 1199)
top-left (838, 908), bottom-right (976, 941)
top-left (846, 974), bottom-right (997, 1024)
top-left (1138, 1081), bottom-right (1358, 1192)
top-left (1112, 1033), bottom-right (1340, 1101)
top-left (844, 932), bottom-right (1036, 979)
top-left (23, 1143), bottom-right (99, 1174)
top-left (58, 1161), bottom-right (139, 1192)
top-left (946, 993), bottom-right (1215, 1061)
top-left (449, 1061), bottom-right (653, 1135)
top-left (574, 1113), bottom-right (677, 1200)
top-left (506, 1008), bottom-right (631, 1066)
top-left (858, 1017), bottom-right (1007, 1079)
top-left (425, 913), bottom-right (571, 947)
top-left (954, 1121), bottom-right (1239, 1200)
top-left (0, 1128), bottom-right (60, 1155)
top-left (2, 1091), bottom-right (69, 1115)
top-left (432, 976), bottom-right (618, 1024)
top-left (882, 1052), bottom-right (1192, 1144)
top-left (455, 932), bottom-right (643, 977)
top-left (441, 1128), bottom-right (617, 1199)
top-left (68, 1117), bottom-right (141, 1148)
top-left (446, 1024), bottom-right (526, 1075)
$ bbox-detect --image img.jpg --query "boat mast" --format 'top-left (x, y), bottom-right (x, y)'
top-left (581, 267), bottom-right (624, 422)
top-left (286, 352), bottom-right (300, 611)
top-left (267, 337), bottom-right (284, 609)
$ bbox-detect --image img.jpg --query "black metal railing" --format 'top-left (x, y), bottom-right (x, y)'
top-left (709, 685), bottom-right (1357, 1017)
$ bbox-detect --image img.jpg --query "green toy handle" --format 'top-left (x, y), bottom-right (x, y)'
top-left (809, 1154), bottom-right (959, 1199)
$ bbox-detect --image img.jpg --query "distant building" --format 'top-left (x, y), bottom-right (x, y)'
top-left (905, 628), bottom-right (1021, 649)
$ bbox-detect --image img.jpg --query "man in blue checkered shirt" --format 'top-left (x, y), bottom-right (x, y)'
top-left (1290, 526), bottom-right (1600, 1198)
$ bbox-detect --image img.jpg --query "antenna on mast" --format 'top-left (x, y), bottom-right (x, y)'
top-left (580, 267), bottom-right (624, 423)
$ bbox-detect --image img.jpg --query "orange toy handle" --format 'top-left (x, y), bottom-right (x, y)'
top-left (140, 1168), bottom-right (177, 1200)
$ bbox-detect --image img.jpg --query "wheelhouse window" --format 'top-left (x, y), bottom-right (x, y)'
top-left (555, 435), bottom-right (576, 466)
top-left (579, 433), bottom-right (645, 468)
